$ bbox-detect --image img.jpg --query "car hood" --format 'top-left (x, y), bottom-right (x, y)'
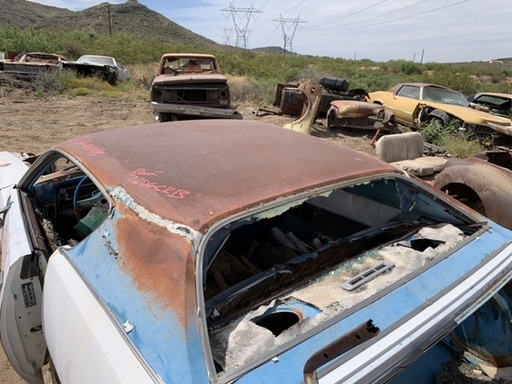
top-left (63, 60), bottom-right (112, 68)
top-left (152, 73), bottom-right (228, 85)
top-left (422, 101), bottom-right (512, 126)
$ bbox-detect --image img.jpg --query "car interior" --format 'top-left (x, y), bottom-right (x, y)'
top-left (203, 176), bottom-right (483, 374)
top-left (21, 152), bottom-right (109, 252)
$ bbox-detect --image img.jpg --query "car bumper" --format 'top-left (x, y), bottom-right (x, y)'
top-left (151, 102), bottom-right (242, 120)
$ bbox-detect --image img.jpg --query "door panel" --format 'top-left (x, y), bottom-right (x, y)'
top-left (0, 189), bottom-right (46, 384)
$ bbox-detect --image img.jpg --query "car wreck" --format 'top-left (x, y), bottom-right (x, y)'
top-left (0, 52), bottom-right (69, 78)
top-left (326, 99), bottom-right (396, 132)
top-left (150, 53), bottom-right (241, 121)
top-left (376, 131), bottom-right (512, 233)
top-left (434, 149), bottom-right (512, 230)
top-left (258, 78), bottom-right (396, 134)
top-left (62, 55), bottom-right (130, 85)
top-left (2, 121), bottom-right (512, 383)
top-left (469, 92), bottom-right (512, 118)
top-left (256, 77), bottom-right (398, 137)
top-left (369, 83), bottom-right (512, 139)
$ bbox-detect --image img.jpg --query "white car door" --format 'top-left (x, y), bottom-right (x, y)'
top-left (0, 152), bottom-right (47, 384)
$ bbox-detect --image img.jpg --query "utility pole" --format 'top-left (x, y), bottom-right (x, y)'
top-left (420, 48), bottom-right (425, 64)
top-left (412, 53), bottom-right (417, 62)
top-left (272, 14), bottom-right (307, 55)
top-left (107, 4), bottom-right (112, 37)
top-left (220, 2), bottom-right (262, 49)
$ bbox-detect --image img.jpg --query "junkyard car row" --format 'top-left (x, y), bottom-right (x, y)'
top-left (0, 51), bottom-right (130, 85)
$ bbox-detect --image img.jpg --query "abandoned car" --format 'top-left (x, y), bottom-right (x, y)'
top-left (62, 55), bottom-right (130, 85)
top-left (2, 121), bottom-right (512, 383)
top-left (468, 92), bottom-right (512, 118)
top-left (326, 99), bottom-right (396, 132)
top-left (0, 52), bottom-right (69, 78)
top-left (150, 53), bottom-right (241, 121)
top-left (369, 83), bottom-right (512, 138)
top-left (257, 78), bottom-right (396, 133)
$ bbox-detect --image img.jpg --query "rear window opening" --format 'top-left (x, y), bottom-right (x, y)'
top-left (202, 176), bottom-right (482, 375)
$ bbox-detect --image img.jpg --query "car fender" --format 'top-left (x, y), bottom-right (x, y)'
top-left (426, 109), bottom-right (451, 124)
top-left (434, 159), bottom-right (512, 229)
top-left (43, 250), bottom-right (160, 384)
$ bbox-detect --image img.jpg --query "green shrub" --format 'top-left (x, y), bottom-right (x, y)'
top-left (439, 134), bottom-right (485, 158)
top-left (421, 120), bottom-right (484, 158)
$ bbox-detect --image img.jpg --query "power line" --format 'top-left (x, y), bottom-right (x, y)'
top-left (348, 0), bottom-right (470, 30)
top-left (307, 0), bottom-right (387, 29)
top-left (284, 0), bottom-right (307, 14)
top-left (336, 0), bottom-right (430, 29)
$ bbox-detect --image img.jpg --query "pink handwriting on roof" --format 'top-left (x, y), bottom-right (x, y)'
top-left (69, 136), bottom-right (105, 157)
top-left (128, 168), bottom-right (190, 200)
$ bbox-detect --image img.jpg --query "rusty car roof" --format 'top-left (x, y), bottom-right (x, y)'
top-left (56, 120), bottom-right (400, 232)
top-left (159, 53), bottom-right (217, 59)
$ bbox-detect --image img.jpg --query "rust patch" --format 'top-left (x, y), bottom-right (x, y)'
top-left (56, 121), bottom-right (400, 232)
top-left (114, 204), bottom-right (196, 327)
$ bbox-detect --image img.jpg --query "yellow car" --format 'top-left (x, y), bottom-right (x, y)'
top-left (369, 83), bottom-right (512, 138)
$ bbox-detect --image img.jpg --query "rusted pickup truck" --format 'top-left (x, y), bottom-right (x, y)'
top-left (150, 53), bottom-right (241, 121)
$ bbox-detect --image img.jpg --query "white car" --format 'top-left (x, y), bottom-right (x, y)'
top-left (63, 54), bottom-right (130, 84)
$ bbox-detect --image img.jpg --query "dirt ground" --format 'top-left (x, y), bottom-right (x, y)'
top-left (0, 94), bottom-right (378, 155)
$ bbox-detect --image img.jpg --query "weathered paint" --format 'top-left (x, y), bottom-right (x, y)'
top-left (327, 99), bottom-right (395, 130)
top-left (434, 157), bottom-right (512, 230)
top-left (43, 251), bottom-right (159, 384)
top-left (329, 100), bottom-right (384, 119)
top-left (65, 208), bottom-right (209, 383)
top-left (54, 121), bottom-right (401, 232)
top-left (283, 84), bottom-right (323, 135)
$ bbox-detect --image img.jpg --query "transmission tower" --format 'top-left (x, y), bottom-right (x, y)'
top-left (272, 14), bottom-right (307, 54)
top-left (220, 2), bottom-right (262, 49)
top-left (222, 27), bottom-right (234, 46)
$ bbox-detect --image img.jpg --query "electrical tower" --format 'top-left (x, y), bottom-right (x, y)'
top-left (222, 27), bottom-right (234, 46)
top-left (272, 14), bottom-right (307, 54)
top-left (220, 2), bottom-right (262, 49)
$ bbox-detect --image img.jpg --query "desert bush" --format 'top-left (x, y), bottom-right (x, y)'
top-left (421, 120), bottom-right (458, 145)
top-left (439, 134), bottom-right (485, 158)
top-left (127, 63), bottom-right (159, 89)
top-left (0, 27), bottom-right (63, 55)
top-left (227, 75), bottom-right (277, 105)
top-left (421, 120), bottom-right (484, 158)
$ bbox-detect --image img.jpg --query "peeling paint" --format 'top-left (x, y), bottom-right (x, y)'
top-left (110, 186), bottom-right (200, 246)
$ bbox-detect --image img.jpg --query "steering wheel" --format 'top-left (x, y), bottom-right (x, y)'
top-left (73, 176), bottom-right (106, 220)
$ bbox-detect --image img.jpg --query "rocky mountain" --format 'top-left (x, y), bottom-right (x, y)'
top-left (0, 0), bottom-right (220, 49)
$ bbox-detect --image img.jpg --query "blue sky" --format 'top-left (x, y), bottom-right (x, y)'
top-left (29, 0), bottom-right (512, 63)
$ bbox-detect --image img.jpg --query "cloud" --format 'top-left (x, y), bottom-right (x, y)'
top-left (28, 0), bottom-right (512, 62)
